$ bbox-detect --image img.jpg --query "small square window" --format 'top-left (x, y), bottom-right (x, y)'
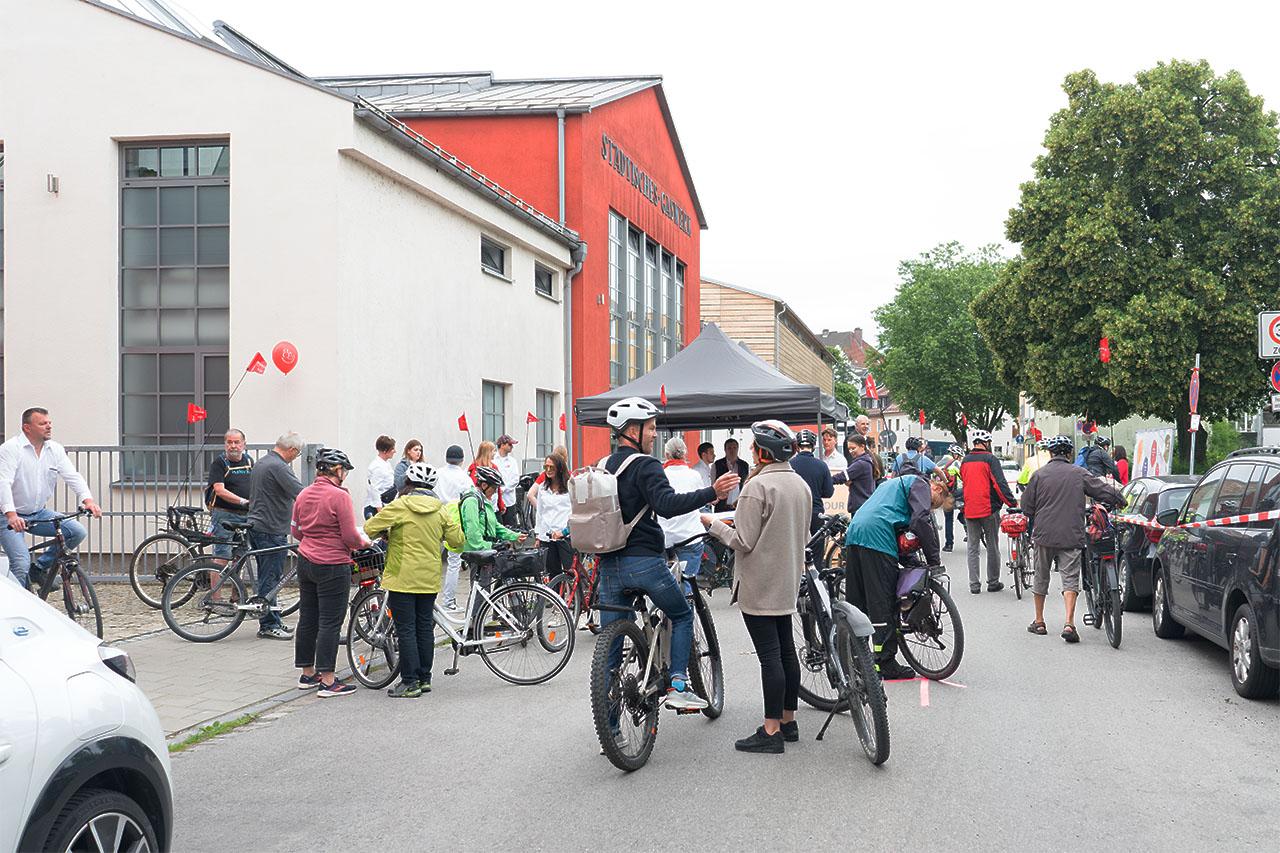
top-left (534, 265), bottom-right (555, 299)
top-left (480, 237), bottom-right (507, 276)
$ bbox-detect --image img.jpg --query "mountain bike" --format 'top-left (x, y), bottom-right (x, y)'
top-left (18, 508), bottom-right (102, 638)
top-left (347, 546), bottom-right (574, 688)
top-left (547, 547), bottom-right (602, 633)
top-left (128, 505), bottom-right (218, 609)
top-left (1082, 504), bottom-right (1122, 649)
top-left (590, 533), bottom-right (724, 772)
top-left (159, 519), bottom-right (300, 642)
top-left (1001, 509), bottom-right (1034, 600)
top-left (794, 515), bottom-right (890, 765)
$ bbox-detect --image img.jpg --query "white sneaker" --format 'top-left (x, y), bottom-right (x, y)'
top-left (665, 686), bottom-right (708, 711)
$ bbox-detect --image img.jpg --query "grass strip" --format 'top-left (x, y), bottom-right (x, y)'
top-left (168, 713), bottom-right (259, 753)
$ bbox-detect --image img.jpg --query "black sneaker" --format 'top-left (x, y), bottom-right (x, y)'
top-left (387, 681), bottom-right (422, 699)
top-left (942, 544), bottom-right (953, 552)
top-left (970, 584), bottom-right (982, 594)
top-left (318, 679), bottom-right (356, 698)
top-left (987, 581), bottom-right (1005, 593)
top-left (28, 569), bottom-right (62, 592)
top-left (297, 673), bottom-right (322, 690)
top-left (735, 726), bottom-right (784, 754)
top-left (879, 660), bottom-right (918, 681)
top-left (780, 721), bottom-right (799, 743)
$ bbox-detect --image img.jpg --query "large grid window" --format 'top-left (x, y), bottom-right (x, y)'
top-left (607, 209), bottom-right (686, 387)
top-left (0, 149), bottom-right (5, 437)
top-left (535, 390), bottom-right (556, 458)
top-left (120, 142), bottom-right (230, 458)
top-left (482, 381), bottom-right (507, 443)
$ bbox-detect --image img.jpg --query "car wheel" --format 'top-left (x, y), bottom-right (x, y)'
top-left (43, 788), bottom-right (159, 853)
top-left (1151, 569), bottom-right (1184, 639)
top-left (1230, 602), bottom-right (1280, 700)
top-left (1118, 552), bottom-right (1142, 612)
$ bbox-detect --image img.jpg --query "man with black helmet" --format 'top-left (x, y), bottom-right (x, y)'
top-left (599, 396), bottom-right (738, 711)
top-left (790, 428), bottom-right (834, 532)
top-left (1081, 433), bottom-right (1121, 480)
top-left (892, 436), bottom-right (936, 477)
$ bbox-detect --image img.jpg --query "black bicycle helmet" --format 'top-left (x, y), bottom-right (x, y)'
top-left (905, 436), bottom-right (922, 452)
top-left (796, 429), bottom-right (819, 449)
top-left (315, 447), bottom-right (354, 472)
top-left (751, 419), bottom-right (797, 462)
top-left (1094, 433), bottom-right (1112, 448)
top-left (1043, 435), bottom-right (1074, 456)
top-left (473, 465), bottom-right (504, 488)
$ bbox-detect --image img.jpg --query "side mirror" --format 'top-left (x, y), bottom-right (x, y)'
top-left (1156, 508), bottom-right (1181, 528)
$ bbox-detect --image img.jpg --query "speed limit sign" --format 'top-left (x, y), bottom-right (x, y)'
top-left (1259, 312), bottom-right (1280, 358)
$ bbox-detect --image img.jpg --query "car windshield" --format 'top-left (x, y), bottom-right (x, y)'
top-left (1158, 487), bottom-right (1193, 513)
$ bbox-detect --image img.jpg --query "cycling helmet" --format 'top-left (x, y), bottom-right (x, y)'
top-left (969, 428), bottom-right (993, 446)
top-left (404, 462), bottom-right (438, 489)
top-left (750, 419), bottom-right (797, 462)
top-left (473, 465), bottom-right (504, 488)
top-left (1094, 433), bottom-right (1112, 447)
top-left (796, 429), bottom-right (819, 449)
top-left (948, 444), bottom-right (965, 457)
top-left (1043, 435), bottom-right (1074, 456)
top-left (315, 447), bottom-right (354, 472)
top-left (605, 397), bottom-right (659, 432)
top-left (905, 436), bottom-right (922, 452)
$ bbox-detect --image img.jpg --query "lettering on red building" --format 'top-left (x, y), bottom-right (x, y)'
top-left (600, 132), bottom-right (692, 236)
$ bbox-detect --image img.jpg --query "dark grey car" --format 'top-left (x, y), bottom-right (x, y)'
top-left (1114, 475), bottom-right (1197, 611)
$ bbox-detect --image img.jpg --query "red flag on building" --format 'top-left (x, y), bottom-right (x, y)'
top-left (526, 411), bottom-right (538, 424)
top-left (864, 374), bottom-right (880, 401)
top-left (660, 384), bottom-right (668, 407)
top-left (558, 413), bottom-right (566, 431)
top-left (186, 403), bottom-right (207, 424)
top-left (918, 409), bottom-right (926, 426)
top-left (458, 413), bottom-right (469, 432)
top-left (246, 352), bottom-right (267, 374)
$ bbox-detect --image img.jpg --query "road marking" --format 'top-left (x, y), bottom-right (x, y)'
top-left (919, 679), bottom-right (930, 707)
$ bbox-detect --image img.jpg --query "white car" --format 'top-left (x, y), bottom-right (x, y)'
top-left (1, 577), bottom-right (173, 852)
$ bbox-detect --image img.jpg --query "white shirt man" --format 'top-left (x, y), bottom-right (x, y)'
top-left (494, 435), bottom-right (521, 524)
top-left (690, 442), bottom-right (715, 489)
top-left (364, 435), bottom-right (396, 517)
top-left (818, 428), bottom-right (845, 474)
top-left (435, 445), bottom-right (474, 610)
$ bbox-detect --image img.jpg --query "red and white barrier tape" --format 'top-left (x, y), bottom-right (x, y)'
top-left (1110, 509), bottom-right (1280, 531)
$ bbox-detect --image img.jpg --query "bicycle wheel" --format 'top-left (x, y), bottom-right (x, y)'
top-left (1102, 557), bottom-right (1123, 649)
top-left (795, 600), bottom-right (846, 712)
top-left (474, 582), bottom-right (575, 685)
top-left (548, 573), bottom-right (584, 629)
top-left (686, 588), bottom-right (724, 718)
top-left (162, 560), bottom-right (247, 642)
top-left (1008, 537), bottom-right (1024, 601)
top-left (833, 610), bottom-right (890, 766)
top-left (822, 540), bottom-right (846, 571)
top-left (43, 561), bottom-right (103, 639)
top-left (276, 551), bottom-right (301, 618)
top-left (347, 588), bottom-right (400, 689)
top-left (1083, 550), bottom-right (1102, 630)
top-left (899, 579), bottom-right (964, 680)
top-left (590, 618), bottom-right (659, 772)
top-left (1019, 534), bottom-right (1036, 592)
top-left (129, 533), bottom-right (200, 610)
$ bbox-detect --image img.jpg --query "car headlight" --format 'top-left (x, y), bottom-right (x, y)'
top-left (99, 644), bottom-right (137, 683)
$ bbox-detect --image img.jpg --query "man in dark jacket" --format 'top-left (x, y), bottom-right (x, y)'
top-left (1021, 435), bottom-right (1124, 642)
top-left (1081, 434), bottom-right (1121, 480)
top-left (790, 429), bottom-right (834, 532)
top-left (599, 397), bottom-right (737, 711)
top-left (713, 438), bottom-right (751, 511)
top-left (959, 429), bottom-right (1017, 594)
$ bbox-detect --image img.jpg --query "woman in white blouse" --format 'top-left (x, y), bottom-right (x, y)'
top-left (533, 454), bottom-right (573, 578)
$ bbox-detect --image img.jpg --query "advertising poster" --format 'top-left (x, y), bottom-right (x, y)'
top-left (824, 484), bottom-right (849, 516)
top-left (1133, 428), bottom-right (1174, 477)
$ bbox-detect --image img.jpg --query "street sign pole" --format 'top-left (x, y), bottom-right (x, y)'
top-left (1188, 353), bottom-right (1200, 477)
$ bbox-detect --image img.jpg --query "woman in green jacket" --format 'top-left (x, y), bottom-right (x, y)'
top-left (364, 462), bottom-right (464, 698)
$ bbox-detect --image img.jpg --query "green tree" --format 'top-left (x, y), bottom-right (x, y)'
top-left (1204, 418), bottom-right (1243, 468)
top-left (873, 243), bottom-right (1018, 443)
top-left (974, 60), bottom-right (1280, 467)
top-left (827, 345), bottom-right (866, 419)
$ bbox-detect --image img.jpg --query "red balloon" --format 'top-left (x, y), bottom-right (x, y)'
top-left (272, 341), bottom-right (299, 375)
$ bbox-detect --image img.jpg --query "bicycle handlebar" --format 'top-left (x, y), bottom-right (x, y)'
top-left (7, 506), bottom-right (91, 530)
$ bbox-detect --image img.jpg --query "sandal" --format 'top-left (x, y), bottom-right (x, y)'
top-left (1061, 624), bottom-right (1080, 643)
top-left (1027, 620), bottom-right (1047, 635)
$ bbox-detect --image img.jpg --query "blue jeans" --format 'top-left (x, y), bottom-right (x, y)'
top-left (598, 554), bottom-right (693, 682)
top-left (673, 543), bottom-right (704, 595)
top-left (208, 508), bottom-right (245, 560)
top-left (0, 507), bottom-right (87, 588)
top-left (250, 530), bottom-right (288, 629)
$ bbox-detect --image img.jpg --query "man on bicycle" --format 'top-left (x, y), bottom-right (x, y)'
top-left (0, 407), bottom-right (101, 591)
top-left (599, 397), bottom-right (738, 710)
top-left (1020, 435), bottom-right (1123, 643)
top-left (844, 470), bottom-right (949, 680)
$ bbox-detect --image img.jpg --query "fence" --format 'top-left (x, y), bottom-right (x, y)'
top-left (34, 443), bottom-right (320, 581)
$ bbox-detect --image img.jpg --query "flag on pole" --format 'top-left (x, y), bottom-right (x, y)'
top-left (918, 409), bottom-right (926, 426)
top-left (1099, 336), bottom-right (1111, 364)
top-left (660, 384), bottom-right (668, 407)
top-left (961, 412), bottom-right (968, 427)
top-left (458, 413), bottom-right (469, 432)
top-left (246, 352), bottom-right (267, 374)
top-left (186, 403), bottom-right (207, 424)
top-left (526, 411), bottom-right (538, 424)
top-left (559, 413), bottom-right (566, 431)
top-left (864, 374), bottom-right (880, 401)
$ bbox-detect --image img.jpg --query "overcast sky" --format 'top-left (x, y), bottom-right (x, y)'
top-left (176, 0), bottom-right (1280, 344)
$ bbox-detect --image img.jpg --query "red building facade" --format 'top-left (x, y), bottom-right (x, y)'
top-left (322, 75), bottom-right (706, 463)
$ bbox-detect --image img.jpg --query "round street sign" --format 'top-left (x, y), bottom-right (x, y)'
top-left (1270, 361), bottom-right (1280, 393)
top-left (879, 429), bottom-right (898, 450)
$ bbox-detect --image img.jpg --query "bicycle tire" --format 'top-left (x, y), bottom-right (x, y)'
top-left (1008, 536), bottom-right (1024, 601)
top-left (590, 618), bottom-right (658, 772)
top-left (795, 601), bottom-right (846, 712)
top-left (474, 582), bottom-right (574, 685)
top-left (347, 587), bottom-right (400, 689)
top-left (43, 561), bottom-right (103, 639)
top-left (899, 579), bottom-right (964, 680)
top-left (162, 560), bottom-right (247, 643)
top-left (548, 573), bottom-right (583, 628)
top-left (686, 588), bottom-right (724, 719)
top-left (822, 539), bottom-right (845, 571)
top-left (1019, 534), bottom-right (1036, 593)
top-left (129, 533), bottom-right (201, 610)
top-left (1102, 558), bottom-right (1123, 649)
top-left (1082, 549), bottom-right (1102, 629)
top-left (834, 610), bottom-right (890, 766)
top-left (276, 550), bottom-right (301, 618)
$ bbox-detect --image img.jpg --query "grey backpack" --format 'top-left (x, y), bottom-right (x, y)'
top-left (567, 454), bottom-right (651, 554)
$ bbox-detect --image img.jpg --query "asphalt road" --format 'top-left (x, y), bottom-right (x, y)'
top-left (171, 543), bottom-right (1278, 852)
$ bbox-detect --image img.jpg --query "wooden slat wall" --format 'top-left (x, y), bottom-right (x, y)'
top-left (700, 281), bottom-right (776, 363)
top-left (778, 324), bottom-right (835, 393)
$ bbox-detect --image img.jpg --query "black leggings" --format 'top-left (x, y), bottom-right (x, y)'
top-left (741, 613), bottom-right (800, 720)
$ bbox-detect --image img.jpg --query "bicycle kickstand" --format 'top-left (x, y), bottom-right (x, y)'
top-left (815, 700), bottom-right (844, 741)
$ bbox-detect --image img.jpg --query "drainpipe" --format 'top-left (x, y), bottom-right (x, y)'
top-left (775, 301), bottom-right (788, 377)
top-left (557, 109), bottom-right (566, 225)
top-left (564, 242), bottom-right (586, 468)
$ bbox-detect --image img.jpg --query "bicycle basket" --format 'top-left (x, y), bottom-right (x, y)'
top-left (1000, 514), bottom-right (1028, 536)
top-left (352, 543), bottom-right (387, 584)
top-left (494, 548), bottom-right (544, 580)
top-left (167, 505), bottom-right (214, 542)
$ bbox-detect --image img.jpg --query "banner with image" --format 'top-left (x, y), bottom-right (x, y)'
top-left (1133, 428), bottom-right (1174, 478)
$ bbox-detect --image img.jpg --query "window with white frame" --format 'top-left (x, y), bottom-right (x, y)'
top-left (536, 390), bottom-right (557, 458)
top-left (482, 381), bottom-right (507, 443)
top-left (480, 236), bottom-right (508, 277)
top-left (534, 264), bottom-right (555, 299)
top-left (607, 209), bottom-right (686, 387)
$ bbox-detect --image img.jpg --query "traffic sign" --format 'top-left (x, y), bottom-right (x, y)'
top-left (1190, 414), bottom-right (1201, 432)
top-left (1271, 361), bottom-right (1280, 393)
top-left (1260, 312), bottom-right (1280, 358)
top-left (1189, 367), bottom-right (1200, 415)
top-left (1271, 393), bottom-right (1280, 414)
top-left (879, 429), bottom-right (898, 450)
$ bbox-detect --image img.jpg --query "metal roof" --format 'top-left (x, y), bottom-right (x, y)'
top-left (316, 73), bottom-right (662, 115)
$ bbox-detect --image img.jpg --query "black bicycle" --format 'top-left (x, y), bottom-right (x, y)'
top-left (17, 508), bottom-right (102, 638)
top-left (128, 506), bottom-right (219, 609)
top-left (794, 515), bottom-right (890, 765)
top-left (1082, 504), bottom-right (1122, 649)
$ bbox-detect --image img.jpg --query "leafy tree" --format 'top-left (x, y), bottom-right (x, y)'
top-left (827, 345), bottom-right (866, 419)
top-left (1204, 418), bottom-right (1243, 468)
top-left (974, 60), bottom-right (1280, 467)
top-left (872, 243), bottom-right (1018, 443)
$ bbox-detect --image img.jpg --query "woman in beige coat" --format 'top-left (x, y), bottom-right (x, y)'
top-left (706, 420), bottom-right (812, 755)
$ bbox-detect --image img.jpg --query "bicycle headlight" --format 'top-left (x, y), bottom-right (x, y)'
top-left (99, 644), bottom-right (137, 683)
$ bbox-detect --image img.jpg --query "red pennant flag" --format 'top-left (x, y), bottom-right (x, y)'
top-left (246, 352), bottom-right (267, 374)
top-left (457, 413), bottom-right (469, 432)
top-left (961, 412), bottom-right (968, 427)
top-left (660, 384), bottom-right (668, 407)
top-left (558, 413), bottom-right (566, 431)
top-left (526, 411), bottom-right (538, 424)
top-left (918, 409), bottom-right (926, 426)
top-left (1099, 336), bottom-right (1111, 364)
top-left (186, 403), bottom-right (207, 424)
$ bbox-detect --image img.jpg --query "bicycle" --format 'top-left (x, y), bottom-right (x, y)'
top-left (1001, 509), bottom-right (1035, 600)
top-left (159, 519), bottom-right (301, 642)
top-left (547, 548), bottom-right (602, 633)
top-left (590, 533), bottom-right (724, 772)
top-left (128, 505), bottom-right (219, 609)
top-left (346, 545), bottom-right (575, 688)
top-left (16, 508), bottom-right (102, 639)
top-left (794, 514), bottom-right (890, 765)
top-left (1082, 503), bottom-right (1122, 649)
top-left (698, 540), bottom-right (735, 594)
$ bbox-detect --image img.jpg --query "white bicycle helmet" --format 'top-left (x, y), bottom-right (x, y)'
top-left (404, 462), bottom-right (438, 489)
top-left (1043, 434), bottom-right (1074, 455)
top-left (948, 443), bottom-right (965, 457)
top-left (605, 396), bottom-right (659, 431)
top-left (969, 429), bottom-right (993, 446)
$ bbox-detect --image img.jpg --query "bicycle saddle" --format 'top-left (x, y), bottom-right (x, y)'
top-left (461, 549), bottom-right (497, 565)
top-left (220, 519), bottom-right (253, 531)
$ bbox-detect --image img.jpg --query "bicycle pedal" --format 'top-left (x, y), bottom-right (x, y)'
top-left (1082, 615), bottom-right (1095, 626)
top-left (671, 707), bottom-right (702, 715)
top-left (444, 668), bottom-right (460, 676)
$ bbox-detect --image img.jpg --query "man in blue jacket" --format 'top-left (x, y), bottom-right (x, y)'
top-left (790, 429), bottom-right (834, 532)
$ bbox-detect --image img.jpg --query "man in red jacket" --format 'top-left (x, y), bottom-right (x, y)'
top-left (959, 429), bottom-right (1017, 594)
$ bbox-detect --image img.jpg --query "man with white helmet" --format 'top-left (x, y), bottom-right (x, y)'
top-left (959, 428), bottom-right (1017, 594)
top-left (599, 397), bottom-right (739, 711)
